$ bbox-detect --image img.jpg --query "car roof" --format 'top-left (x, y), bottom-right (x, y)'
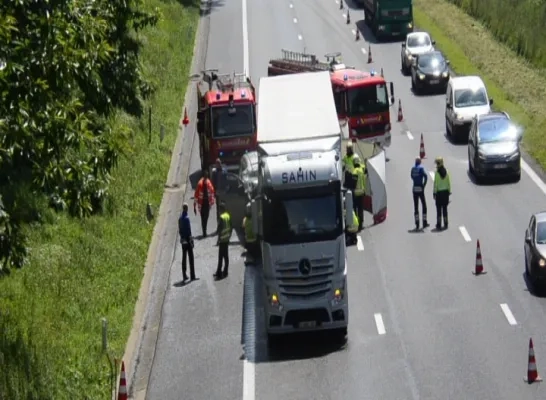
top-left (450, 76), bottom-right (486, 90)
top-left (533, 212), bottom-right (546, 223)
top-left (418, 50), bottom-right (443, 58)
top-left (478, 112), bottom-right (510, 123)
top-left (407, 31), bottom-right (430, 40)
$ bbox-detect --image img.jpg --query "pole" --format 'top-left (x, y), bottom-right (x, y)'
top-left (148, 106), bottom-right (152, 144)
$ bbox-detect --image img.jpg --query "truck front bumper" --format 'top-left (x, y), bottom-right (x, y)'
top-left (377, 21), bottom-right (414, 38)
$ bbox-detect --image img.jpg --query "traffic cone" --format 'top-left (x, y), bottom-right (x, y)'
top-left (367, 45), bottom-right (372, 63)
top-left (118, 361), bottom-right (128, 400)
top-left (182, 107), bottom-right (189, 126)
top-left (339, 0), bottom-right (343, 9)
top-left (525, 338), bottom-right (543, 383)
top-left (419, 133), bottom-right (426, 159)
top-left (380, 67), bottom-right (384, 77)
top-left (473, 239), bottom-right (487, 275)
top-left (346, 10), bottom-right (350, 24)
top-left (397, 99), bottom-right (403, 122)
top-left (355, 25), bottom-right (360, 41)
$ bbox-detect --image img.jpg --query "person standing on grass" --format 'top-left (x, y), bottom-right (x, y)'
top-left (178, 203), bottom-right (196, 281)
top-left (193, 169), bottom-right (215, 237)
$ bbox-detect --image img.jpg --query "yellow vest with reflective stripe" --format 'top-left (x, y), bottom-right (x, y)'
top-left (219, 212), bottom-right (232, 243)
top-left (243, 216), bottom-right (256, 243)
top-left (433, 170), bottom-right (451, 193)
top-left (343, 154), bottom-right (355, 173)
top-left (347, 211), bottom-right (359, 233)
top-left (353, 166), bottom-right (366, 196)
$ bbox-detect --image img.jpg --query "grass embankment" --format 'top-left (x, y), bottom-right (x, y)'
top-left (0, 0), bottom-right (198, 398)
top-left (413, 0), bottom-right (546, 168)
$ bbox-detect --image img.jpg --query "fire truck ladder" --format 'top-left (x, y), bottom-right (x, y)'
top-left (269, 49), bottom-right (346, 73)
top-left (215, 72), bottom-right (254, 93)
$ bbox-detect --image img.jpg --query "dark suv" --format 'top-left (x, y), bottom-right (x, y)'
top-left (467, 112), bottom-right (522, 182)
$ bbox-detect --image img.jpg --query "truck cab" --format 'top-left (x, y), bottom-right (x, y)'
top-left (195, 70), bottom-right (258, 173)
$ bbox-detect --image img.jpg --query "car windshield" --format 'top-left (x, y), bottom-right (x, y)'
top-left (407, 34), bottom-right (431, 48)
top-left (418, 53), bottom-right (445, 69)
top-left (537, 221), bottom-right (546, 244)
top-left (347, 84), bottom-right (389, 116)
top-left (211, 104), bottom-right (255, 138)
top-left (262, 188), bottom-right (342, 245)
top-left (478, 119), bottom-right (518, 143)
top-left (454, 87), bottom-right (488, 108)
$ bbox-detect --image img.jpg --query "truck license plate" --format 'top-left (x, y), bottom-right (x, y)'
top-left (299, 321), bottom-right (317, 328)
top-left (429, 79), bottom-right (439, 84)
top-left (493, 164), bottom-right (507, 169)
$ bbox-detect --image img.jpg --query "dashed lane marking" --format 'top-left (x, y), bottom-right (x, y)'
top-left (500, 303), bottom-right (518, 326)
top-left (429, 171), bottom-right (435, 181)
top-left (342, 13), bottom-right (346, 19)
top-left (406, 131), bottom-right (414, 140)
top-left (243, 360), bottom-right (255, 400)
top-left (351, 29), bottom-right (356, 36)
top-left (298, 34), bottom-right (303, 41)
top-left (289, 3), bottom-right (293, 8)
top-left (361, 47), bottom-right (367, 55)
top-left (458, 226), bottom-right (471, 242)
top-left (374, 313), bottom-right (386, 335)
top-left (357, 235), bottom-right (364, 251)
top-left (293, 17), bottom-right (298, 23)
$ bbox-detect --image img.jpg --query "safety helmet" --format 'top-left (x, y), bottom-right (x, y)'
top-left (346, 142), bottom-right (353, 148)
top-left (353, 154), bottom-right (361, 164)
top-left (435, 156), bottom-right (444, 166)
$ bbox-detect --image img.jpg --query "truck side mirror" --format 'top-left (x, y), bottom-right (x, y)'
top-left (251, 200), bottom-right (259, 236)
top-left (196, 110), bottom-right (205, 134)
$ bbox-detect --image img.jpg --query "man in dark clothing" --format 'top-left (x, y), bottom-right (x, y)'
top-left (410, 157), bottom-right (429, 230)
top-left (178, 203), bottom-right (195, 281)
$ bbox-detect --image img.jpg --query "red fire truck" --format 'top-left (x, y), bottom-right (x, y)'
top-left (268, 50), bottom-right (395, 148)
top-left (195, 70), bottom-right (258, 172)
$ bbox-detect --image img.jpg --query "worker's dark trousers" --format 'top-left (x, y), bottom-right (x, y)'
top-left (200, 203), bottom-right (210, 236)
top-left (435, 191), bottom-right (450, 228)
top-left (216, 242), bottom-right (229, 276)
top-left (246, 241), bottom-right (260, 260)
top-left (181, 241), bottom-right (195, 280)
top-left (353, 194), bottom-right (364, 230)
top-left (412, 190), bottom-right (427, 226)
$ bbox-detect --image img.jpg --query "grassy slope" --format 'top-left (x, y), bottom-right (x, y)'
top-left (0, 0), bottom-right (198, 398)
top-left (413, 0), bottom-right (546, 167)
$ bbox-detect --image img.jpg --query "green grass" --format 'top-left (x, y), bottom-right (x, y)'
top-left (0, 0), bottom-right (199, 398)
top-left (413, 0), bottom-right (546, 168)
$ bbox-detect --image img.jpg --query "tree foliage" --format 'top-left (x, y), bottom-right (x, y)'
top-left (0, 0), bottom-right (158, 269)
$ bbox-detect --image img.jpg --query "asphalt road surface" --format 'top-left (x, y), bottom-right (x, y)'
top-left (143, 0), bottom-right (546, 398)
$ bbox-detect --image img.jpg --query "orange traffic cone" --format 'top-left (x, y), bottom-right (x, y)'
top-left (182, 107), bottom-right (189, 126)
top-left (118, 361), bottom-right (128, 400)
top-left (473, 239), bottom-right (487, 275)
top-left (367, 45), bottom-right (372, 63)
top-left (525, 338), bottom-right (543, 383)
top-left (380, 67), bottom-right (384, 78)
top-left (355, 25), bottom-right (360, 41)
top-left (419, 133), bottom-right (426, 159)
top-left (397, 100), bottom-right (403, 122)
top-left (339, 0), bottom-right (343, 9)
top-left (346, 10), bottom-right (350, 24)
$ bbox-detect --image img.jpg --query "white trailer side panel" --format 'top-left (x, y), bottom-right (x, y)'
top-left (257, 71), bottom-right (341, 144)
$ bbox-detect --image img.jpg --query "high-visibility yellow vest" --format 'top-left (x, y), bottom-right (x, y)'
top-left (342, 154), bottom-right (355, 173)
top-left (243, 216), bottom-right (256, 243)
top-left (219, 212), bottom-right (232, 243)
top-left (347, 211), bottom-right (359, 233)
top-left (353, 166), bottom-right (366, 196)
top-left (433, 170), bottom-right (451, 193)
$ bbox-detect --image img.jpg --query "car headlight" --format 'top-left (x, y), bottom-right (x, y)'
top-left (407, 54), bottom-right (413, 60)
top-left (418, 73), bottom-right (425, 80)
top-left (455, 113), bottom-right (464, 121)
top-left (508, 152), bottom-right (519, 161)
top-left (478, 151), bottom-right (486, 160)
top-left (442, 71), bottom-right (449, 78)
top-left (539, 259), bottom-right (546, 267)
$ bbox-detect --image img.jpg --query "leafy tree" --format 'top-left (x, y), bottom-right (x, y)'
top-left (0, 0), bottom-right (159, 269)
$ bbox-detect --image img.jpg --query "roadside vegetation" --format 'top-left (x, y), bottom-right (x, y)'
top-left (414, 0), bottom-right (546, 168)
top-left (0, 0), bottom-right (198, 398)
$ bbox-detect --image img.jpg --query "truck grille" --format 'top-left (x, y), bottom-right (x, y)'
top-left (353, 123), bottom-right (388, 137)
top-left (275, 257), bottom-right (334, 300)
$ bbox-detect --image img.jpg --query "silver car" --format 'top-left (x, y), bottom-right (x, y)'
top-left (401, 32), bottom-right (435, 75)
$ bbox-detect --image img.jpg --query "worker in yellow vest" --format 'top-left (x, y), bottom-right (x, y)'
top-left (352, 154), bottom-right (367, 231)
top-left (433, 156), bottom-right (451, 230)
top-left (214, 202), bottom-right (232, 280)
top-left (242, 203), bottom-right (259, 260)
top-left (344, 207), bottom-right (359, 246)
top-left (342, 142), bottom-right (356, 190)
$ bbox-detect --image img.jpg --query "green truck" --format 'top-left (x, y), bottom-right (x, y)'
top-left (360, 0), bottom-right (413, 40)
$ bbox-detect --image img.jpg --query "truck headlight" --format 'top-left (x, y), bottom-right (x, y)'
top-left (539, 259), bottom-right (546, 267)
top-left (407, 22), bottom-right (413, 29)
top-left (267, 289), bottom-right (282, 310)
top-left (331, 287), bottom-right (345, 306)
top-left (378, 25), bottom-right (386, 31)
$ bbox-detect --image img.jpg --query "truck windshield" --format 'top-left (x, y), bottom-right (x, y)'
top-left (347, 84), bottom-right (389, 116)
top-left (211, 104), bottom-right (255, 138)
top-left (262, 184), bottom-right (342, 245)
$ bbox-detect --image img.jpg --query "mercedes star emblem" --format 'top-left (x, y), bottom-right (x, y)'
top-left (299, 258), bottom-right (312, 275)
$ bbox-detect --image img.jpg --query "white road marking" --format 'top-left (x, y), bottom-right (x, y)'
top-left (243, 359), bottom-right (255, 400)
top-left (522, 160), bottom-right (546, 196)
top-left (242, 0), bottom-right (249, 75)
top-left (289, 3), bottom-right (294, 8)
top-left (342, 13), bottom-right (346, 19)
top-left (374, 313), bottom-right (386, 335)
top-left (293, 17), bottom-right (298, 23)
top-left (351, 29), bottom-right (356, 36)
top-left (356, 235), bottom-right (364, 251)
top-left (361, 47), bottom-right (367, 55)
top-left (458, 226), bottom-right (471, 242)
top-left (335, 0), bottom-right (339, 3)
top-left (406, 131), bottom-right (414, 140)
top-left (428, 171), bottom-right (435, 181)
top-left (298, 34), bottom-right (303, 41)
top-left (500, 303), bottom-right (518, 326)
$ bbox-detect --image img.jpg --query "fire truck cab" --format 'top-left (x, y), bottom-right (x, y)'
top-left (268, 50), bottom-right (395, 149)
top-left (196, 70), bottom-right (258, 173)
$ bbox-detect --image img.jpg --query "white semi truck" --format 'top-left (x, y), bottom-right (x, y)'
top-left (250, 71), bottom-right (350, 341)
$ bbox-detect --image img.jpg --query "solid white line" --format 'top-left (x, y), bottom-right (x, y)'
top-left (361, 47), bottom-right (367, 55)
top-left (293, 17), bottom-right (298, 23)
top-left (242, 0), bottom-right (249, 76)
top-left (500, 303), bottom-right (518, 326)
top-left (428, 171), bottom-right (435, 181)
top-left (356, 235), bottom-right (364, 251)
top-left (374, 313), bottom-right (386, 335)
top-left (243, 359), bottom-right (255, 400)
top-left (522, 160), bottom-right (546, 196)
top-left (406, 131), bottom-right (414, 140)
top-left (458, 226), bottom-right (471, 242)
top-left (298, 34), bottom-right (303, 41)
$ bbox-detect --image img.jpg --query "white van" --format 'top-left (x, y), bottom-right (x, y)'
top-left (445, 76), bottom-right (493, 142)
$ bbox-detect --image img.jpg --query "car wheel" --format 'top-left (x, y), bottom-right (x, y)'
top-left (525, 252), bottom-right (530, 276)
top-left (468, 157), bottom-right (473, 175)
top-left (411, 78), bottom-right (416, 91)
top-left (445, 120), bottom-right (451, 137)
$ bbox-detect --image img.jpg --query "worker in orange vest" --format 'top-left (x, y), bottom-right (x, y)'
top-left (193, 169), bottom-right (215, 237)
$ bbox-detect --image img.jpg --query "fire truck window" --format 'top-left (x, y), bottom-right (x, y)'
top-left (212, 105), bottom-right (254, 138)
top-left (347, 84), bottom-right (389, 116)
top-left (333, 87), bottom-right (345, 114)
